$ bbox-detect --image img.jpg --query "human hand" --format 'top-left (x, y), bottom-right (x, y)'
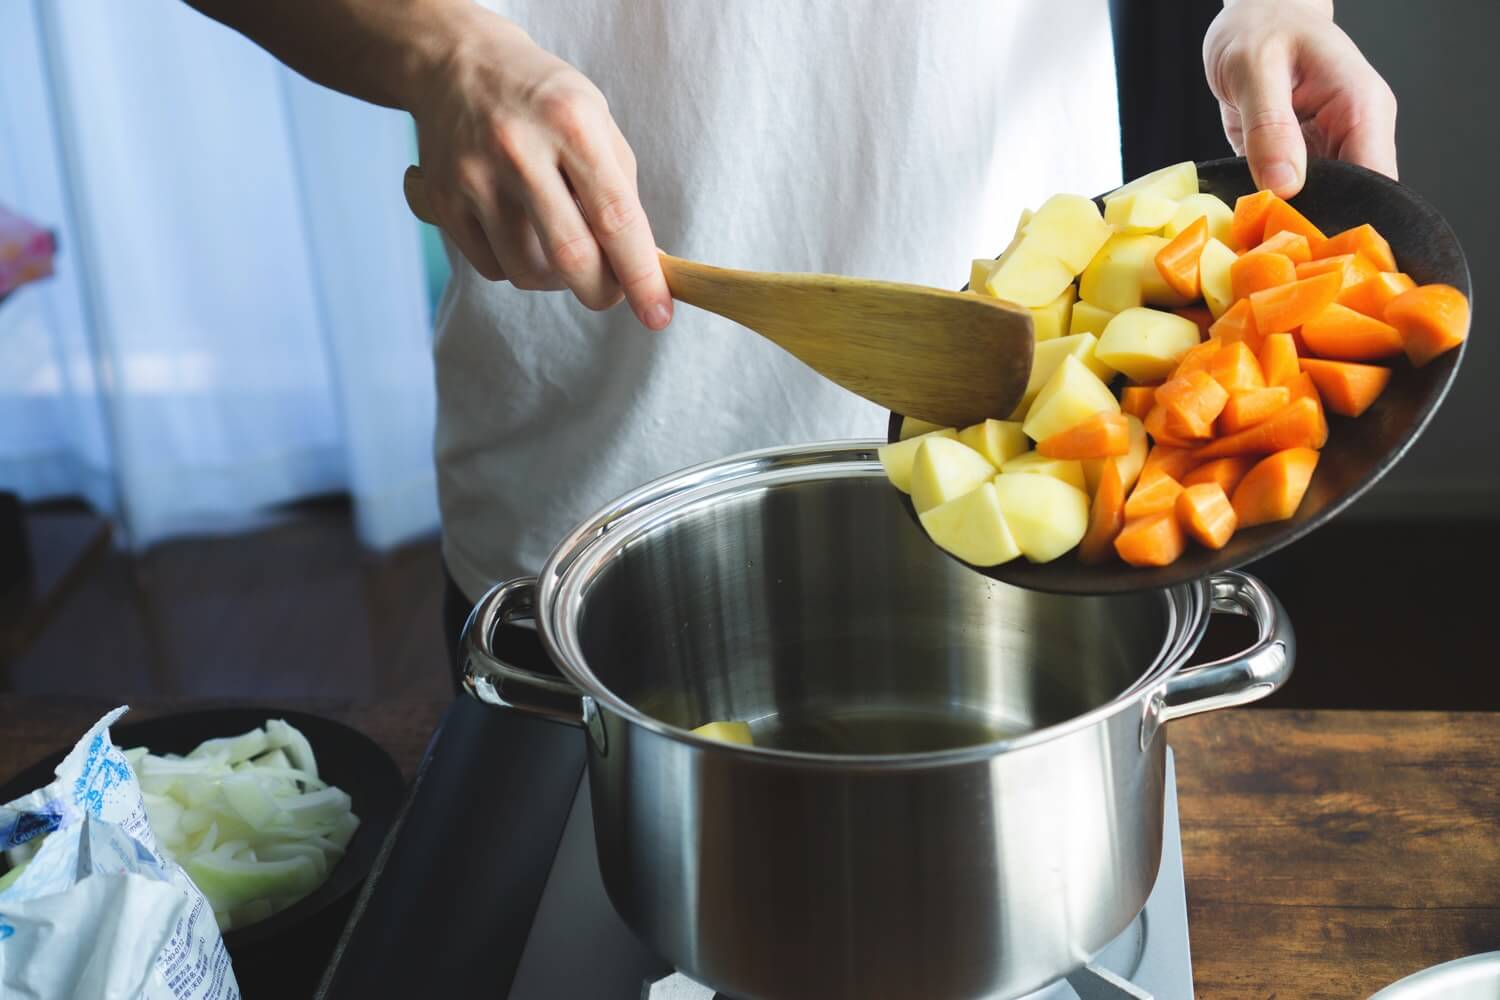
top-left (406, 8), bottom-right (672, 329)
top-left (1204, 0), bottom-right (1397, 198)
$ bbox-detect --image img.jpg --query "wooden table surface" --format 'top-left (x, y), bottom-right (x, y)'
top-left (3, 696), bottom-right (1497, 998)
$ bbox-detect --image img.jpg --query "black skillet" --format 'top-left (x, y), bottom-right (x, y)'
top-left (887, 156), bottom-right (1471, 594)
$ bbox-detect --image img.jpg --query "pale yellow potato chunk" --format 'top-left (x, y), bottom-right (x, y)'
top-left (879, 428), bottom-right (958, 493)
top-left (1069, 300), bottom-right (1115, 337)
top-left (1009, 333), bottom-right (1116, 420)
top-left (1000, 450), bottom-right (1088, 492)
top-left (1164, 193), bottom-right (1235, 245)
top-left (1021, 354), bottom-right (1121, 442)
top-left (1198, 238), bottom-right (1238, 318)
top-left (1095, 307), bottom-right (1203, 383)
top-left (918, 482), bottom-right (1022, 567)
top-left (1030, 284), bottom-right (1077, 342)
top-left (900, 417), bottom-right (947, 441)
top-left (958, 419), bottom-right (1029, 468)
top-left (910, 437), bottom-right (996, 514)
top-left (1104, 192), bottom-right (1179, 235)
top-left (1022, 194), bottom-right (1113, 273)
top-left (692, 721), bottom-right (753, 745)
top-left (983, 245), bottom-right (1076, 308)
top-left (1103, 161), bottom-right (1199, 205)
top-left (1080, 234), bottom-right (1169, 312)
top-left (991, 473), bottom-right (1091, 563)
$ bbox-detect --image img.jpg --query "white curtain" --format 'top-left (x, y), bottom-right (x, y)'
top-left (0, 0), bottom-right (439, 550)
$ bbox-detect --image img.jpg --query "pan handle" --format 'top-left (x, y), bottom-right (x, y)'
top-left (1141, 571), bottom-right (1295, 749)
top-left (461, 577), bottom-right (586, 728)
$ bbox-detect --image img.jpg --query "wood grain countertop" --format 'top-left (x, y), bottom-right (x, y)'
top-left (2, 696), bottom-right (1496, 998)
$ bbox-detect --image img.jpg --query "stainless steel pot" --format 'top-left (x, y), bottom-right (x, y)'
top-left (461, 442), bottom-right (1294, 1000)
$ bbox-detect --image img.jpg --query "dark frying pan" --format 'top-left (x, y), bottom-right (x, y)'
top-left (886, 156), bottom-right (1471, 594)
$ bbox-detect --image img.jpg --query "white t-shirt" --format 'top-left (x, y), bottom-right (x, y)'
top-left (440, 0), bottom-right (1122, 600)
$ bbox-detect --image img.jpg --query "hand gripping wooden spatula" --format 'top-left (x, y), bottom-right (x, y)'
top-left (402, 166), bottom-right (1034, 426)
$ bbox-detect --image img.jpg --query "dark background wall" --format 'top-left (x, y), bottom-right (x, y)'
top-left (1112, 0), bottom-right (1497, 518)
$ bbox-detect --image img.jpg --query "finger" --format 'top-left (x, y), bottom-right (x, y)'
top-left (1228, 52), bottom-right (1308, 197)
top-left (522, 169), bottom-right (623, 310)
top-left (448, 209), bottom-right (506, 282)
top-left (1336, 86), bottom-right (1399, 181)
top-left (560, 144), bottom-right (673, 331)
top-left (472, 197), bottom-right (566, 292)
top-left (1220, 102), bottom-right (1246, 156)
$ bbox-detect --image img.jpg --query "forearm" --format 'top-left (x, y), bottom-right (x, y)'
top-left (1224, 0), bottom-right (1333, 14)
top-left (182, 0), bottom-right (520, 111)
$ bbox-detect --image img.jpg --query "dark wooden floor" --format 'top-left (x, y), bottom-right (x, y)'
top-left (3, 500), bottom-right (1496, 711)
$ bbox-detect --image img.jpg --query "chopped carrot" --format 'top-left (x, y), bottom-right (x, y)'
top-left (1079, 459), bottom-right (1126, 564)
top-left (1206, 341), bottom-right (1266, 393)
top-left (1283, 372), bottom-right (1329, 446)
top-left (1120, 385), bottom-right (1157, 421)
top-left (1230, 191), bottom-right (1278, 251)
top-left (1295, 252), bottom-right (1379, 291)
top-left (1177, 482), bottom-right (1237, 550)
top-left (1300, 302), bottom-right (1404, 361)
top-left (1155, 216), bottom-right (1209, 299)
top-left (1141, 444), bottom-right (1200, 482)
top-left (1384, 284), bottom-right (1471, 367)
top-left (1339, 271), bottom-right (1415, 319)
top-left (1231, 448), bottom-right (1320, 528)
top-left (1173, 338), bottom-right (1223, 378)
top-left (1248, 271), bottom-right (1342, 335)
top-left (1261, 197), bottom-right (1327, 246)
top-left (1173, 306), bottom-right (1215, 338)
top-left (1156, 370), bottom-right (1229, 440)
top-left (1231, 251), bottom-right (1297, 303)
top-left (1257, 333), bottom-right (1300, 386)
top-left (1182, 456), bottom-right (1255, 496)
top-left (1298, 358), bottom-right (1392, 418)
top-left (1038, 412), bottom-right (1130, 459)
top-left (1208, 298), bottom-right (1262, 351)
top-left (1143, 405), bottom-right (1197, 449)
top-left (1315, 223), bottom-right (1397, 272)
top-left (1218, 386), bottom-right (1291, 433)
top-left (1114, 512), bottom-right (1187, 567)
top-left (1125, 473), bottom-right (1184, 520)
top-left (1193, 396), bottom-right (1326, 459)
top-left (1252, 230), bottom-right (1313, 264)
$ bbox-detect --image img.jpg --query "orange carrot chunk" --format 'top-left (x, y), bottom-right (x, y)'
top-left (1231, 191), bottom-right (1278, 251)
top-left (1296, 358), bottom-right (1391, 418)
top-left (1173, 306), bottom-right (1215, 338)
top-left (1208, 298), bottom-right (1262, 351)
top-left (1143, 405), bottom-right (1197, 449)
top-left (1384, 284), bottom-right (1471, 367)
top-left (1114, 512), bottom-right (1187, 567)
top-left (1206, 340), bottom-right (1267, 393)
top-left (1177, 482), bottom-right (1238, 550)
top-left (1182, 456), bottom-right (1255, 496)
top-left (1257, 333), bottom-right (1300, 387)
top-left (1339, 271), bottom-right (1415, 319)
top-left (1315, 223), bottom-right (1397, 272)
top-left (1283, 372), bottom-right (1329, 448)
top-left (1141, 444), bottom-right (1200, 482)
top-left (1193, 396), bottom-right (1326, 459)
top-left (1124, 473), bottom-right (1184, 520)
top-left (1300, 302), bottom-right (1405, 361)
top-left (1231, 448), bottom-right (1321, 528)
top-left (1252, 230), bottom-right (1313, 264)
top-left (1156, 370), bottom-right (1229, 440)
top-left (1231, 251), bottom-right (1297, 303)
top-left (1261, 197), bottom-right (1327, 246)
top-left (1155, 216), bottom-right (1209, 299)
top-left (1038, 412), bottom-right (1130, 460)
top-left (1218, 386), bottom-right (1292, 434)
top-left (1120, 385), bottom-right (1157, 421)
top-left (1172, 339), bottom-right (1223, 379)
top-left (1079, 458), bottom-right (1127, 564)
top-left (1248, 271), bottom-right (1343, 335)
top-left (1295, 252), bottom-right (1379, 292)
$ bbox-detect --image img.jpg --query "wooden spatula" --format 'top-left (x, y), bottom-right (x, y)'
top-left (402, 166), bottom-right (1034, 426)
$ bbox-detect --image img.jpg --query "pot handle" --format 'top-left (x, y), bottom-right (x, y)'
top-left (1142, 571), bottom-right (1294, 748)
top-left (461, 577), bottom-right (586, 728)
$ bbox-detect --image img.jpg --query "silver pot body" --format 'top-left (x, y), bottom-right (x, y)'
top-left (462, 443), bottom-right (1293, 1000)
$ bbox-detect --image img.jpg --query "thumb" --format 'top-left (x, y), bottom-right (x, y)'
top-left (1229, 55), bottom-right (1308, 197)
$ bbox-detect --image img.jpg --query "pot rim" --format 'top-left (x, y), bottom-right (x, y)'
top-left (535, 440), bottom-right (1213, 768)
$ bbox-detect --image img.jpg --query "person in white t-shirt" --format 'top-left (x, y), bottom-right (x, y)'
top-left (189, 0), bottom-right (1396, 681)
